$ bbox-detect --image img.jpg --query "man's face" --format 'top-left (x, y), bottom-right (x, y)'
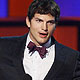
top-left (26, 13), bottom-right (56, 46)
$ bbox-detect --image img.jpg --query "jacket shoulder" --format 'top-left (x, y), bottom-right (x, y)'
top-left (55, 41), bottom-right (80, 66)
top-left (0, 33), bottom-right (28, 42)
top-left (56, 41), bottom-right (79, 55)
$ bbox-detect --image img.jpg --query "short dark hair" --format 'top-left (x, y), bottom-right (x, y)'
top-left (27, 0), bottom-right (60, 22)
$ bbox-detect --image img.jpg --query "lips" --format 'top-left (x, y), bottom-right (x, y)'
top-left (39, 33), bottom-right (48, 38)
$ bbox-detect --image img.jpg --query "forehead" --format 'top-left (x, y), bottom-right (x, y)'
top-left (33, 13), bottom-right (55, 21)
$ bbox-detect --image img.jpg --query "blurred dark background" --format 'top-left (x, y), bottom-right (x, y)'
top-left (0, 0), bottom-right (80, 51)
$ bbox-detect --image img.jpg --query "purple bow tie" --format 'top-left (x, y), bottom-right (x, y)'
top-left (27, 41), bottom-right (48, 59)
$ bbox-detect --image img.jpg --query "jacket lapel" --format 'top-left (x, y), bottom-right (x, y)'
top-left (44, 37), bottom-right (66, 80)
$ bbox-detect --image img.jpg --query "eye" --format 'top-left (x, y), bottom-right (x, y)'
top-left (36, 19), bottom-right (43, 23)
top-left (47, 20), bottom-right (55, 25)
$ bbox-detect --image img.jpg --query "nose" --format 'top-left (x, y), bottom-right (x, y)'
top-left (41, 22), bottom-right (48, 31)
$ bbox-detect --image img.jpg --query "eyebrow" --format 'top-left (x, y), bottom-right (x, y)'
top-left (34, 18), bottom-right (43, 21)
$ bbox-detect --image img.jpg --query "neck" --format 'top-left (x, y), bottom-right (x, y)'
top-left (28, 33), bottom-right (51, 48)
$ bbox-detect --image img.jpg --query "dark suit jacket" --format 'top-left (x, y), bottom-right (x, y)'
top-left (0, 33), bottom-right (80, 80)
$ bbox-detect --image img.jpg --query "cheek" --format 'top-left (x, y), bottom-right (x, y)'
top-left (30, 24), bottom-right (37, 31)
top-left (49, 26), bottom-right (55, 32)
top-left (30, 25), bottom-right (39, 35)
top-left (48, 26), bottom-right (56, 36)
top-left (31, 22), bottom-right (40, 29)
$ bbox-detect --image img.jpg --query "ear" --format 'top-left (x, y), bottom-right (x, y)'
top-left (26, 16), bottom-right (30, 28)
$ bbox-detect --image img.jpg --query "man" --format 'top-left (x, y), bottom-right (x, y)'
top-left (0, 0), bottom-right (80, 80)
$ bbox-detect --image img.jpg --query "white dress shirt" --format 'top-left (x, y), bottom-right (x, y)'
top-left (23, 34), bottom-right (55, 80)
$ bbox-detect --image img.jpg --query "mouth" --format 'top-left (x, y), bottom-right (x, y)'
top-left (39, 33), bottom-right (48, 38)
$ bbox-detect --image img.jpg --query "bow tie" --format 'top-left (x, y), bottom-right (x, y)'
top-left (27, 41), bottom-right (48, 59)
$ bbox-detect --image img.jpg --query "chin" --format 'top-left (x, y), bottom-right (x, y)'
top-left (39, 40), bottom-right (48, 45)
top-left (37, 37), bottom-right (49, 45)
